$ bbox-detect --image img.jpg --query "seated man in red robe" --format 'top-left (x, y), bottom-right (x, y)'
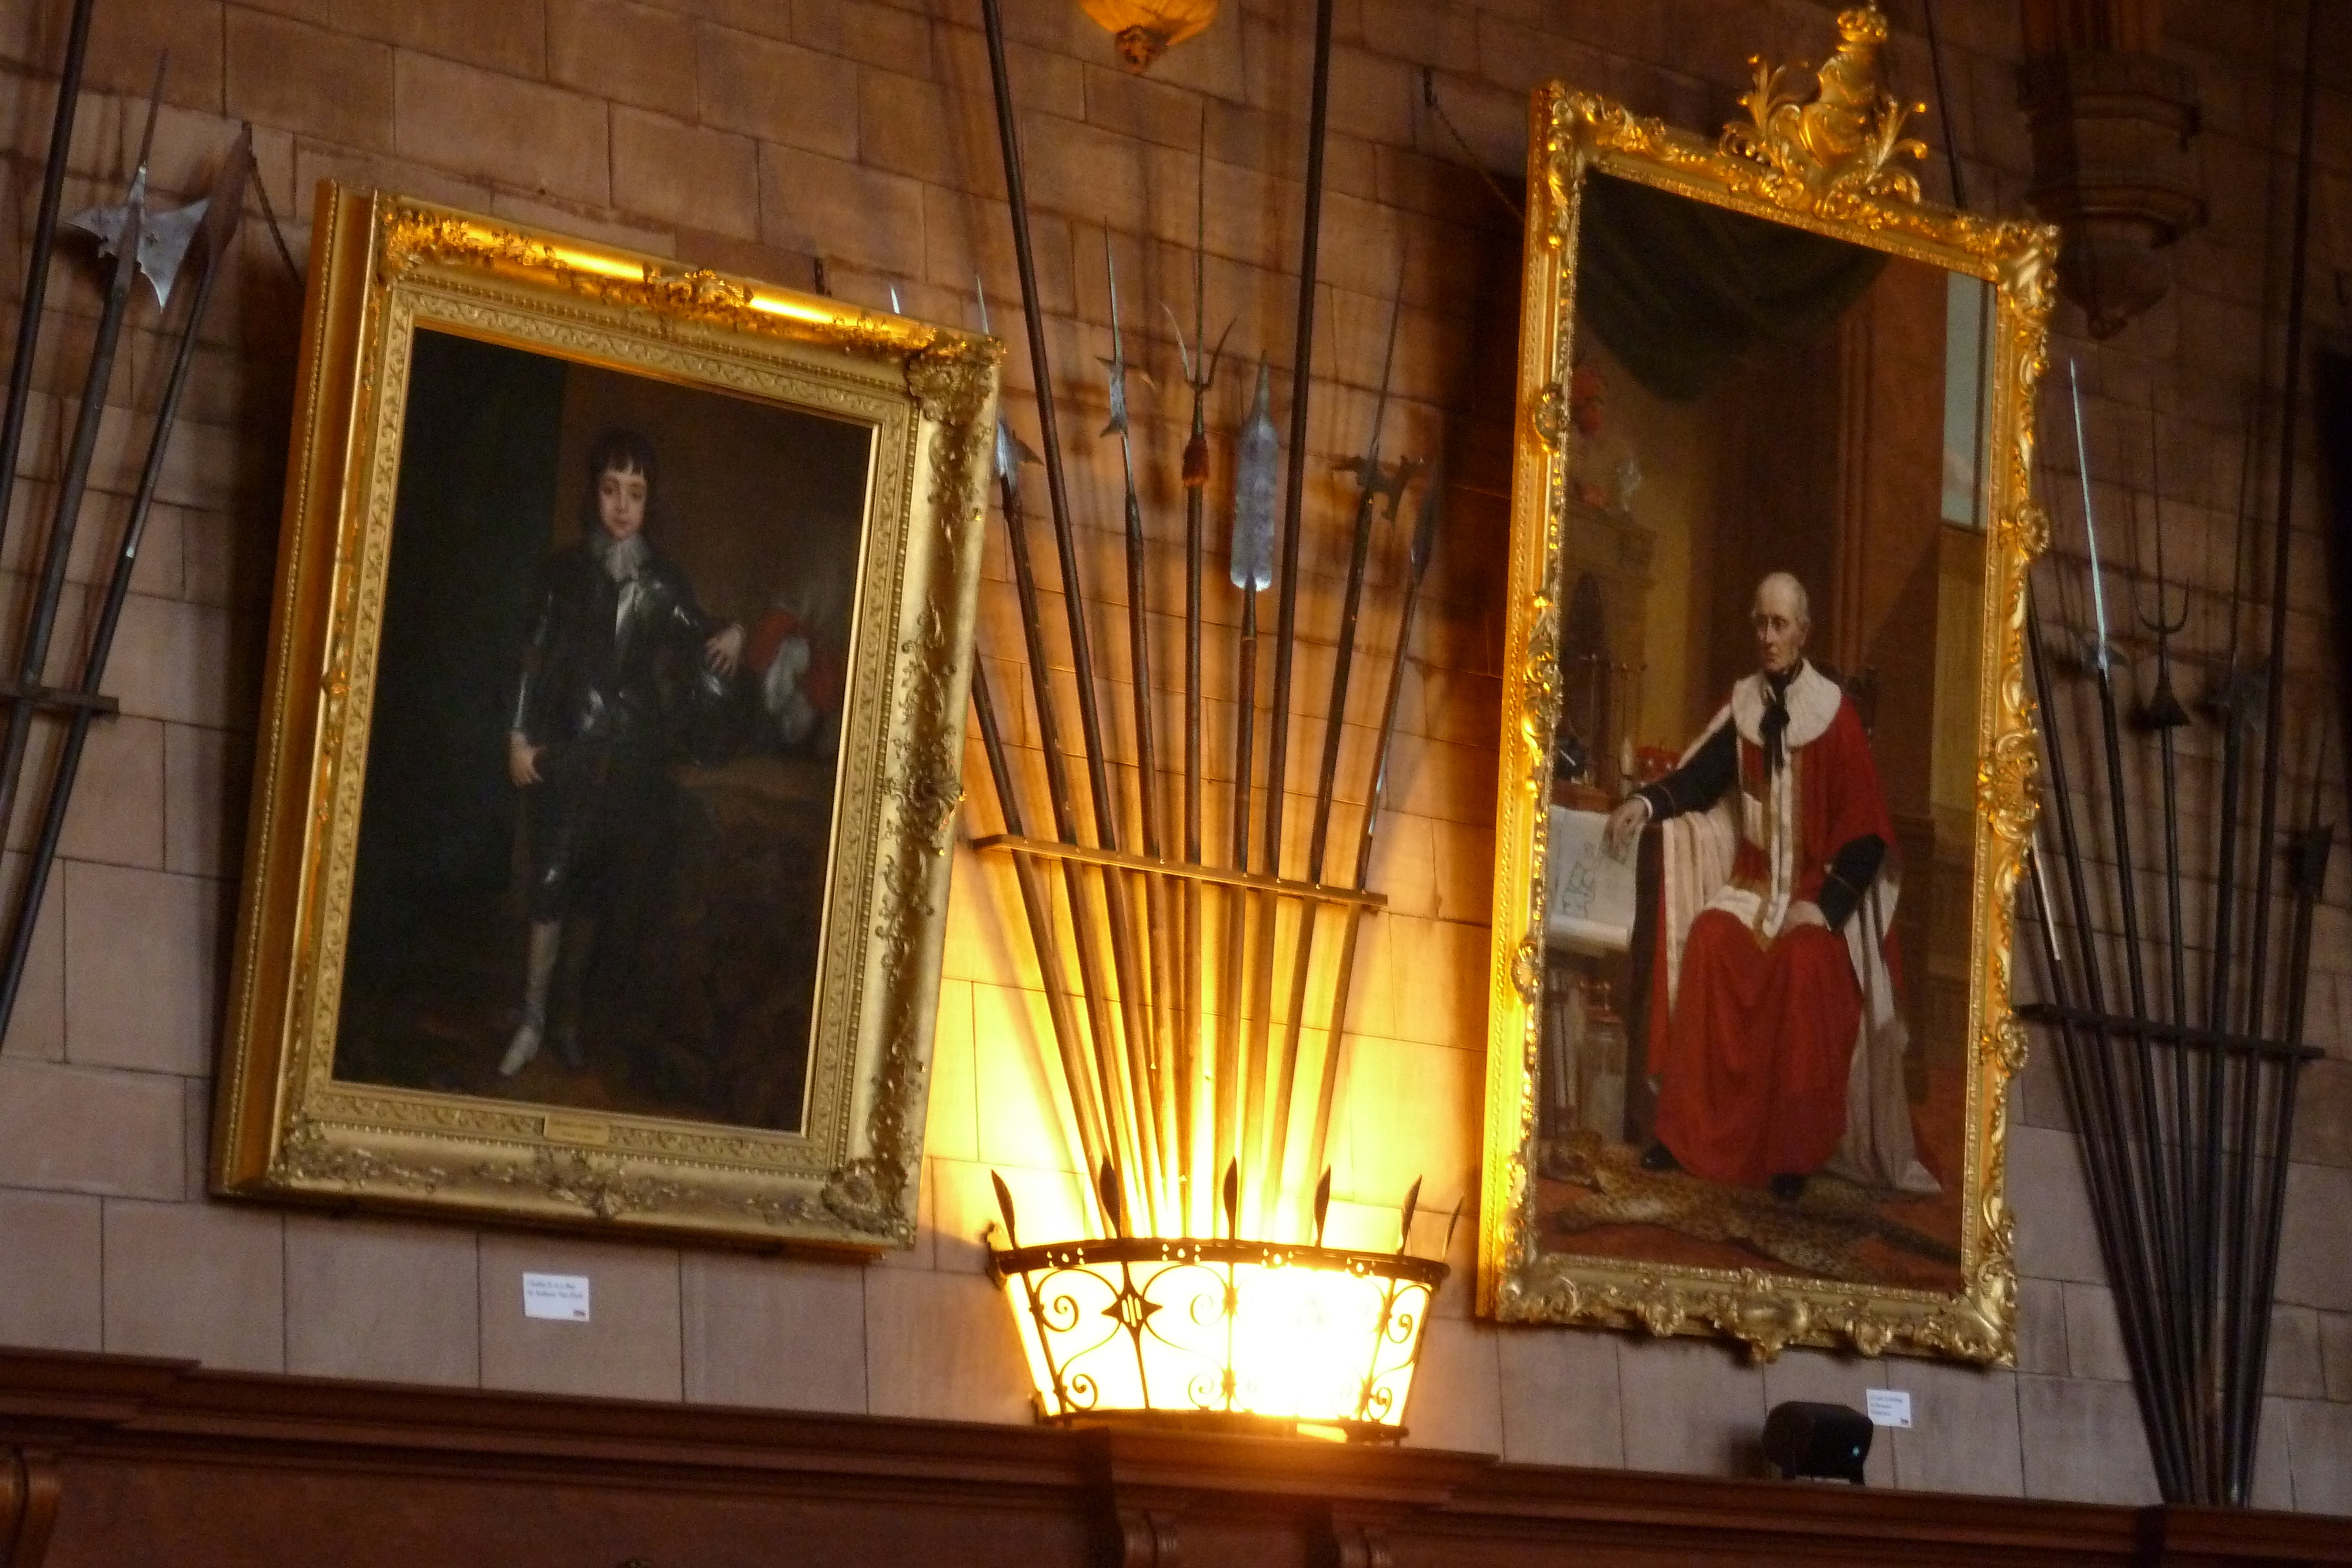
top-left (1604, 573), bottom-right (1937, 1202)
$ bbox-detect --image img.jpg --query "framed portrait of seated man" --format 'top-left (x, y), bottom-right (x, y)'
top-left (213, 188), bottom-right (997, 1250)
top-left (1477, 9), bottom-right (2058, 1360)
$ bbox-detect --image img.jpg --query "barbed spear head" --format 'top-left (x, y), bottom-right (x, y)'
top-left (1230, 357), bottom-right (1277, 592)
top-left (974, 277), bottom-right (1040, 491)
top-left (1409, 454), bottom-right (1445, 583)
top-left (1098, 233), bottom-right (1131, 440)
top-left (1329, 272), bottom-right (1409, 500)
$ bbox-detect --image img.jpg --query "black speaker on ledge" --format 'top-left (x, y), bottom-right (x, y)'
top-left (1762, 1401), bottom-right (1873, 1484)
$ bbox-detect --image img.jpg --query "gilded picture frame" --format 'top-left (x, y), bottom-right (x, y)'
top-left (1477, 20), bottom-right (2059, 1360)
top-left (214, 186), bottom-right (998, 1251)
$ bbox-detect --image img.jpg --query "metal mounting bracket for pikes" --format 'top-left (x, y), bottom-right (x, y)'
top-left (0, 34), bottom-right (255, 1039)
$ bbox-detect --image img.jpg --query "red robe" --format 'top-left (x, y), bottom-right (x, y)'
top-left (1644, 670), bottom-right (1897, 1189)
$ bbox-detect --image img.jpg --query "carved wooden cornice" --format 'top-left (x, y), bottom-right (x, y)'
top-left (0, 1349), bottom-right (2345, 1566)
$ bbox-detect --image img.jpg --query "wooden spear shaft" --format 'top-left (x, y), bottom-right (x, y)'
top-left (1174, 138), bottom-right (1221, 1231)
top-left (978, 0), bottom-right (1161, 1224)
top-left (991, 440), bottom-right (1146, 1221)
top-left (1217, 360), bottom-right (1275, 1231)
top-left (1304, 459), bottom-right (1442, 1203)
top-left (1268, 288), bottom-right (1408, 1219)
top-left (970, 661), bottom-right (1114, 1218)
top-left (1242, 0), bottom-right (1338, 1231)
top-left (1100, 238), bottom-right (1184, 1223)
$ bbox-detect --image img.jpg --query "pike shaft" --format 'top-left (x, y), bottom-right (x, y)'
top-left (1104, 242), bottom-right (1181, 1220)
top-left (1116, 420), bottom-right (1182, 1218)
top-left (2243, 0), bottom-right (2324, 1051)
top-left (1179, 292), bottom-right (1209, 1232)
top-left (997, 463), bottom-right (1148, 1225)
top-left (0, 171), bottom-right (149, 851)
top-left (1269, 474), bottom-right (1387, 1216)
top-left (0, 0), bottom-right (97, 569)
top-left (2029, 593), bottom-right (2192, 1491)
top-left (970, 661), bottom-right (1112, 1217)
top-left (981, 0), bottom-right (1162, 1224)
top-left (0, 151), bottom-right (239, 1036)
top-left (1214, 592), bottom-right (1258, 1218)
top-left (1242, 0), bottom-right (1337, 1231)
top-left (1304, 500), bottom-right (1434, 1199)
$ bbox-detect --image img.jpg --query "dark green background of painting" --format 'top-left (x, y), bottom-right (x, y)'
top-left (334, 327), bottom-right (874, 1133)
top-left (345, 330), bottom-right (564, 982)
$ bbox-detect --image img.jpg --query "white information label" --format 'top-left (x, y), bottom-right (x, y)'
top-left (522, 1272), bottom-right (591, 1322)
top-left (1865, 1388), bottom-right (1913, 1429)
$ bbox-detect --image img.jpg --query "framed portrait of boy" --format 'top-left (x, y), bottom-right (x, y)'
top-left (213, 188), bottom-right (998, 1250)
top-left (1477, 14), bottom-right (2059, 1362)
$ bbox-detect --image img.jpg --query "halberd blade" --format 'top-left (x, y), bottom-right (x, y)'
top-left (1230, 358), bottom-right (1276, 592)
top-left (69, 190), bottom-right (206, 309)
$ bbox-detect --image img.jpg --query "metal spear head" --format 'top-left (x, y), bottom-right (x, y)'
top-left (993, 417), bottom-right (1040, 490)
top-left (974, 277), bottom-right (1041, 489)
top-left (1230, 357), bottom-right (1277, 591)
top-left (1096, 235), bottom-right (1143, 440)
top-left (1409, 454), bottom-right (1445, 580)
top-left (990, 1169), bottom-right (1020, 1248)
top-left (2140, 664), bottom-right (2191, 731)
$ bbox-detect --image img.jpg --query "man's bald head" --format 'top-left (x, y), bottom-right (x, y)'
top-left (1751, 573), bottom-right (1811, 676)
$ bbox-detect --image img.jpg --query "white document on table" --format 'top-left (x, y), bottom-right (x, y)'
top-left (1545, 805), bottom-right (1636, 954)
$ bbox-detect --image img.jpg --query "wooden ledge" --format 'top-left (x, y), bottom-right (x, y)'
top-left (0, 1349), bottom-right (2343, 1567)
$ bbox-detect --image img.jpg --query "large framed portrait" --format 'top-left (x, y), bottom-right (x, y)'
top-left (214, 188), bottom-right (998, 1249)
top-left (1478, 16), bottom-right (2058, 1359)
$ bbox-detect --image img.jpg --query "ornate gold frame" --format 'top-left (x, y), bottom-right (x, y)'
top-left (214, 187), bottom-right (998, 1249)
top-left (1478, 15), bottom-right (2059, 1359)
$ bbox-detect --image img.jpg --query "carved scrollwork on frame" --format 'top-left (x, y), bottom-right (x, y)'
top-left (1479, 16), bottom-right (2058, 1363)
top-left (213, 189), bottom-right (1000, 1253)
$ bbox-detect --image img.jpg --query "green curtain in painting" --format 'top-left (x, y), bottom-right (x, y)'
top-left (1576, 172), bottom-right (1888, 402)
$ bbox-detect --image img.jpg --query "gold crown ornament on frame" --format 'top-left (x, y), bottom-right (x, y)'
top-left (1479, 0), bottom-right (2059, 1365)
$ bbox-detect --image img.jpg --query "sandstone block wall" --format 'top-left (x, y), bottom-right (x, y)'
top-left (0, 0), bottom-right (2343, 1512)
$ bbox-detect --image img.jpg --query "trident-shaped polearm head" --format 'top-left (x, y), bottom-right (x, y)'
top-left (67, 61), bottom-right (202, 309)
top-left (974, 280), bottom-right (1040, 492)
top-left (1231, 357), bottom-right (1277, 592)
top-left (1162, 303), bottom-right (1234, 399)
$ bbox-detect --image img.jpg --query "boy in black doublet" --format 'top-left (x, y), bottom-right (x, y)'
top-left (500, 428), bottom-right (743, 1076)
